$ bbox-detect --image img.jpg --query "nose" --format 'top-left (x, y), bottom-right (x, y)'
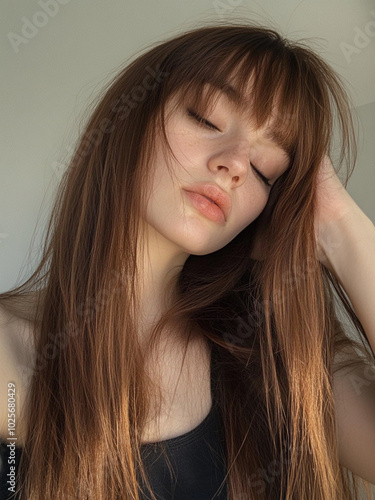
top-left (207, 144), bottom-right (249, 186)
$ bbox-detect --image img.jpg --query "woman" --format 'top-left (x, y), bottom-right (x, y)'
top-left (0, 22), bottom-right (374, 500)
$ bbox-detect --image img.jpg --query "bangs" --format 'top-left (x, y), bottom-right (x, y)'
top-left (157, 32), bottom-right (336, 168)
top-left (162, 49), bottom-right (303, 161)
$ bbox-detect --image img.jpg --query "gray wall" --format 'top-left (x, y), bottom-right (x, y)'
top-left (351, 101), bottom-right (375, 218)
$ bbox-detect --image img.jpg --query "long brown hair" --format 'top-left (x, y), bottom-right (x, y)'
top-left (2, 21), bottom-right (374, 499)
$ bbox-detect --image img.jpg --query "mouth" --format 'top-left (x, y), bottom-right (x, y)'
top-left (183, 183), bottom-right (231, 221)
top-left (183, 190), bottom-right (226, 225)
top-left (201, 195), bottom-right (217, 205)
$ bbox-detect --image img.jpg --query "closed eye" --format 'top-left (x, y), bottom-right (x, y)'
top-left (250, 162), bottom-right (272, 187)
top-left (187, 109), bottom-right (220, 131)
top-left (187, 108), bottom-right (272, 187)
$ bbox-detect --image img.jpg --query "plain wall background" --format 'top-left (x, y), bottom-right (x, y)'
top-left (1, 0), bottom-right (374, 293)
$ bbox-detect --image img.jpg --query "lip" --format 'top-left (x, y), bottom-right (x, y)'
top-left (183, 183), bottom-right (231, 221)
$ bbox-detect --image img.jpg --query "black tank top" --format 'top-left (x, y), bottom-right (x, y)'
top-left (0, 346), bottom-right (228, 499)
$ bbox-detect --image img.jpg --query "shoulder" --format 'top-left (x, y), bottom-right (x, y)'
top-left (0, 297), bottom-right (37, 444)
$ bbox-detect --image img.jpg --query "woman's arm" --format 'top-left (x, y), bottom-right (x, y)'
top-left (316, 156), bottom-right (375, 355)
top-left (315, 156), bottom-right (375, 484)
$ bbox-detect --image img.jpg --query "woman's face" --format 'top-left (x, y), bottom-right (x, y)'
top-left (144, 84), bottom-right (291, 256)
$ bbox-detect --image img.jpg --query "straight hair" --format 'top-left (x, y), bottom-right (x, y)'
top-left (1, 22), bottom-right (374, 499)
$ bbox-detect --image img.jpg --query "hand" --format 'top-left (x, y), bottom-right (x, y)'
top-left (250, 155), bottom-right (358, 267)
top-left (314, 155), bottom-right (358, 269)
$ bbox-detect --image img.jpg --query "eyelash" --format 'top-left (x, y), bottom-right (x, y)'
top-left (250, 163), bottom-right (272, 187)
top-left (187, 108), bottom-right (272, 188)
top-left (187, 108), bottom-right (219, 130)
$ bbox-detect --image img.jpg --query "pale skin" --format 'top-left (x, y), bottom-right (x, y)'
top-left (314, 155), bottom-right (375, 485)
top-left (137, 86), bottom-right (289, 339)
top-left (0, 85), bottom-right (291, 445)
top-left (142, 88), bottom-right (375, 484)
top-left (135, 87), bottom-right (291, 438)
top-left (249, 153), bottom-right (375, 485)
top-left (0, 86), bottom-right (374, 483)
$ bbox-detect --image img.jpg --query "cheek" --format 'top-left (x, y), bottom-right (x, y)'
top-left (168, 122), bottom-right (207, 161)
top-left (167, 123), bottom-right (195, 150)
top-left (240, 189), bottom-right (269, 226)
